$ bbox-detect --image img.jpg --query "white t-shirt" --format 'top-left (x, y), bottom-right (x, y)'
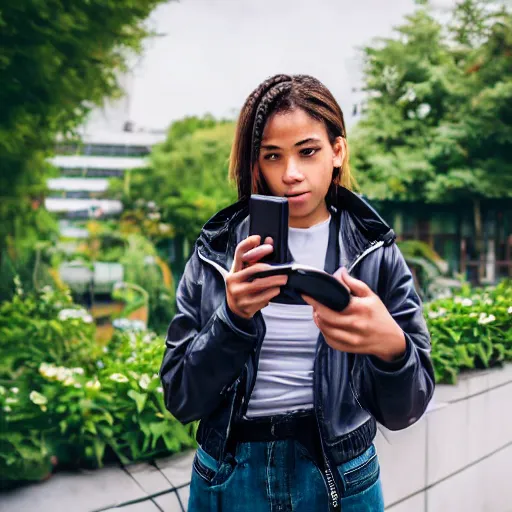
top-left (245, 216), bottom-right (331, 417)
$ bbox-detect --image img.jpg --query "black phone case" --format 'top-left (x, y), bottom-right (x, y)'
top-left (250, 265), bottom-right (351, 312)
top-left (249, 195), bottom-right (289, 264)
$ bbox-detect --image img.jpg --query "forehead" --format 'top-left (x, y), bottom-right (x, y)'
top-left (261, 109), bottom-right (328, 145)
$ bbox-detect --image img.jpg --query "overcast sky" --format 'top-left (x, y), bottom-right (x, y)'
top-left (91, 0), bottom-right (464, 132)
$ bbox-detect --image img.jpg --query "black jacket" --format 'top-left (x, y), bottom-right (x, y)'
top-left (160, 188), bottom-right (435, 466)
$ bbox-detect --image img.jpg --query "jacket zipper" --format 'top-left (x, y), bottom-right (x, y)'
top-left (196, 248), bottom-right (266, 421)
top-left (347, 240), bottom-right (384, 274)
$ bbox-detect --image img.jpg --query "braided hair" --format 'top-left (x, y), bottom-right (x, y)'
top-left (229, 74), bottom-right (354, 203)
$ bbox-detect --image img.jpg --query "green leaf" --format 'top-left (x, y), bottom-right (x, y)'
top-left (127, 390), bottom-right (147, 414)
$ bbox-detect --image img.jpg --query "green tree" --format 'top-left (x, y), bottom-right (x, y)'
top-left (0, 0), bottom-right (167, 276)
top-left (352, 0), bottom-right (512, 207)
top-left (129, 116), bottom-right (238, 263)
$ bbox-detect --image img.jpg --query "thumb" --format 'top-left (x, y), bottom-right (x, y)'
top-left (339, 268), bottom-right (372, 298)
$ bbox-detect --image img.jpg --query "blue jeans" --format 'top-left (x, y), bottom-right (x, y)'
top-left (189, 441), bottom-right (384, 511)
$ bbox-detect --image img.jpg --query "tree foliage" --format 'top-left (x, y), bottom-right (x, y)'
top-left (0, 0), bottom-right (167, 265)
top-left (351, 0), bottom-right (512, 204)
top-left (129, 116), bottom-right (238, 245)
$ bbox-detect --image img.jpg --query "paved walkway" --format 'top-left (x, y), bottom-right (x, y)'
top-left (0, 451), bottom-right (195, 512)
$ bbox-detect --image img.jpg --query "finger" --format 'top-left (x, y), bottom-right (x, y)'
top-left (264, 236), bottom-right (273, 245)
top-left (242, 244), bottom-right (274, 264)
top-left (243, 274), bottom-right (288, 292)
top-left (232, 262), bottom-right (280, 283)
top-left (232, 236), bottom-right (262, 272)
top-left (316, 311), bottom-right (363, 332)
top-left (301, 295), bottom-right (340, 323)
top-left (239, 286), bottom-right (282, 310)
top-left (340, 268), bottom-right (372, 298)
top-left (317, 323), bottom-right (361, 350)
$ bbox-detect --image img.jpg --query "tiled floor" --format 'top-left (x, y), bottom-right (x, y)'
top-left (0, 451), bottom-right (195, 512)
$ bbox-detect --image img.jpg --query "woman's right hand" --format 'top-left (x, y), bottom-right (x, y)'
top-left (226, 235), bottom-right (288, 320)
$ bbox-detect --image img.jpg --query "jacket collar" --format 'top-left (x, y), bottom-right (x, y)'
top-left (197, 187), bottom-right (395, 272)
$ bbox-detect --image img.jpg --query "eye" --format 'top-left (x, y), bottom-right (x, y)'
top-left (300, 147), bottom-right (320, 157)
top-left (263, 153), bottom-right (280, 161)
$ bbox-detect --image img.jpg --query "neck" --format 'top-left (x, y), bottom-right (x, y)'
top-left (289, 202), bottom-right (330, 229)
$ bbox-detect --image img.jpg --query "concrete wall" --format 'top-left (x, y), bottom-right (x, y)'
top-left (376, 363), bottom-right (512, 512)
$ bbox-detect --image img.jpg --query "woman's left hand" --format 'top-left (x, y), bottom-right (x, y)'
top-left (302, 268), bottom-right (406, 363)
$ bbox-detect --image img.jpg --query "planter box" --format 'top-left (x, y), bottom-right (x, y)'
top-left (380, 363), bottom-right (512, 512)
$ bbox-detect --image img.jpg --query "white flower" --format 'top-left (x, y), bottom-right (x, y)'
top-left (469, 312), bottom-right (478, 318)
top-left (483, 299), bottom-right (493, 306)
top-left (82, 314), bottom-right (94, 324)
top-left (63, 377), bottom-right (76, 387)
top-left (74, 383), bottom-right (82, 389)
top-left (86, 379), bottom-right (101, 391)
top-left (478, 313), bottom-right (496, 325)
top-left (103, 346), bottom-right (109, 353)
top-left (72, 368), bottom-right (84, 375)
top-left (10, 387), bottom-right (19, 394)
top-left (461, 299), bottom-right (473, 307)
top-left (6, 398), bottom-right (18, 405)
top-left (29, 391), bottom-right (48, 405)
top-left (508, 306), bottom-right (512, 314)
top-left (96, 361), bottom-right (105, 369)
top-left (454, 296), bottom-right (463, 304)
top-left (399, 87), bottom-right (417, 103)
top-left (0, 386), bottom-right (5, 395)
top-left (4, 406), bottom-right (11, 412)
top-left (156, 387), bottom-right (163, 394)
top-left (139, 374), bottom-right (151, 390)
top-left (428, 308), bottom-right (447, 319)
top-left (417, 103), bottom-right (431, 119)
top-left (58, 308), bottom-right (93, 324)
top-left (109, 373), bottom-right (129, 383)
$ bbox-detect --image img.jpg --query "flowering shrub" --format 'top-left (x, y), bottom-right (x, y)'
top-left (0, 287), bottom-right (195, 489)
top-left (425, 280), bottom-right (512, 384)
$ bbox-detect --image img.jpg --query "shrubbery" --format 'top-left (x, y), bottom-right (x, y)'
top-left (426, 280), bottom-right (512, 384)
top-left (0, 280), bottom-right (510, 488)
top-left (0, 285), bottom-right (194, 489)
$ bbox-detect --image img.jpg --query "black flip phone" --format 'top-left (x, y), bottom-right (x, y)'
top-left (249, 195), bottom-right (289, 264)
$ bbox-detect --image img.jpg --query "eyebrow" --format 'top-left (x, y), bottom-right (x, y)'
top-left (260, 137), bottom-right (322, 150)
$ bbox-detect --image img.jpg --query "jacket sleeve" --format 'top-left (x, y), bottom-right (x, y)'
top-left (159, 247), bottom-right (260, 424)
top-left (351, 243), bottom-right (435, 431)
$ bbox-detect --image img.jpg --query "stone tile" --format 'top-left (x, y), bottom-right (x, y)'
top-left (375, 419), bottom-right (427, 507)
top-left (433, 379), bottom-right (468, 404)
top-left (0, 466), bottom-right (145, 512)
top-left (154, 490), bottom-right (185, 512)
top-left (426, 399), bottom-right (469, 486)
top-left (487, 383), bottom-right (512, 453)
top-left (427, 463), bottom-right (485, 512)
top-left (462, 369), bottom-right (490, 396)
top-left (466, 392), bottom-right (493, 464)
top-left (487, 364), bottom-right (512, 389)
top-left (155, 450), bottom-right (194, 488)
top-left (482, 444), bottom-right (512, 512)
top-left (108, 500), bottom-right (161, 511)
top-left (424, 398), bottom-right (448, 415)
top-left (124, 462), bottom-right (172, 495)
top-left (177, 485), bottom-right (190, 511)
top-left (385, 492), bottom-right (425, 512)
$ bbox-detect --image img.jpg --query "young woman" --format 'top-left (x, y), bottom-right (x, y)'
top-left (160, 74), bottom-right (435, 512)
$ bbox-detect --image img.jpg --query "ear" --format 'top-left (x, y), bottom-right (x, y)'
top-left (332, 136), bottom-right (346, 168)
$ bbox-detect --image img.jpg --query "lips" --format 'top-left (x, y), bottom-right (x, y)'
top-left (285, 192), bottom-right (308, 198)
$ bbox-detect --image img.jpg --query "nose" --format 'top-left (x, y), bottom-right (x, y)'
top-left (283, 158), bottom-right (304, 183)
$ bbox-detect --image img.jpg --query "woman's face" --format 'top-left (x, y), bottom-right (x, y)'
top-left (257, 108), bottom-right (344, 228)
